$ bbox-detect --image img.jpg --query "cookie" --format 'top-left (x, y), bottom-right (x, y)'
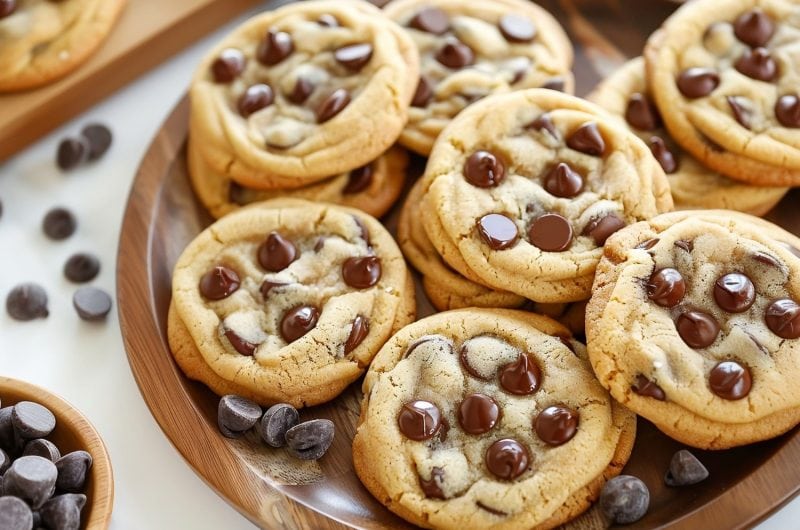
top-left (587, 209), bottom-right (800, 449)
top-left (588, 57), bottom-right (788, 215)
top-left (168, 199), bottom-right (416, 407)
top-left (384, 0), bottom-right (574, 156)
top-left (645, 0), bottom-right (800, 186)
top-left (0, 0), bottom-right (127, 92)
top-left (187, 136), bottom-right (408, 220)
top-left (189, 0), bottom-right (419, 189)
top-left (421, 89), bottom-right (673, 303)
top-left (398, 177), bottom-right (526, 311)
top-left (353, 309), bottom-right (636, 530)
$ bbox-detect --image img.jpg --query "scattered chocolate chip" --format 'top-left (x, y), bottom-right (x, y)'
top-left (458, 393), bottom-right (500, 435)
top-left (288, 77), bottom-right (314, 104)
top-left (54, 451), bottom-right (91, 494)
top-left (583, 214), bottom-right (625, 246)
top-left (42, 207), bottom-right (76, 240)
top-left (398, 400), bottom-right (441, 441)
top-left (419, 467), bottom-right (446, 499)
top-left (280, 305), bottom-right (320, 343)
top-left (528, 113), bottom-right (558, 138)
top-left (257, 30), bottom-right (293, 65)
top-left (734, 9), bottom-right (775, 48)
top-left (334, 43), bottom-right (373, 71)
top-left (499, 14), bottom-right (536, 42)
top-left (775, 95), bottom-right (800, 128)
top-left (714, 273), bottom-right (755, 313)
top-left (649, 136), bottom-right (678, 174)
top-left (6, 283), bottom-right (49, 321)
top-left (4, 456), bottom-right (57, 508)
top-left (344, 315), bottom-right (369, 354)
top-left (199, 266), bottom-right (240, 300)
top-left (566, 122), bottom-right (605, 156)
top-left (709, 361), bottom-right (751, 400)
top-left (676, 311), bottom-right (720, 348)
top-left (238, 84), bottom-right (274, 117)
top-left (23, 439), bottom-right (60, 463)
top-left (40, 493), bottom-right (86, 530)
top-left (529, 213), bottom-right (572, 252)
top-left (600, 475), bottom-right (649, 524)
top-left (625, 93), bottom-right (661, 131)
top-left (535, 405), bottom-right (579, 446)
top-left (435, 40), bottom-right (474, 69)
top-left (485, 439), bottom-right (529, 480)
top-left (665, 450), bottom-right (708, 486)
top-left (12, 402), bottom-right (55, 439)
top-left (72, 286), bottom-right (112, 321)
top-left (285, 419), bottom-right (334, 460)
top-left (765, 299), bottom-right (800, 338)
top-left (211, 48), bottom-right (246, 83)
top-left (677, 68), bottom-right (719, 98)
top-left (259, 403), bottom-right (299, 448)
top-left (632, 374), bottom-right (666, 401)
top-left (63, 253), bottom-right (100, 283)
top-left (0, 496), bottom-right (33, 530)
top-left (258, 231), bottom-right (298, 272)
top-left (80, 124), bottom-right (112, 160)
top-left (498, 354), bottom-right (540, 395)
top-left (410, 7), bottom-right (449, 34)
top-left (344, 164), bottom-right (373, 194)
top-left (727, 96), bottom-right (752, 129)
top-left (342, 256), bottom-right (381, 288)
top-left (56, 137), bottom-right (90, 171)
top-left (464, 151), bottom-right (505, 188)
top-left (543, 162), bottom-right (583, 198)
top-left (636, 238), bottom-right (660, 251)
top-left (316, 88), bottom-right (351, 123)
top-left (317, 13), bottom-right (339, 27)
top-left (675, 239), bottom-right (693, 252)
top-left (223, 328), bottom-right (258, 356)
top-left (477, 214), bottom-right (518, 250)
top-left (734, 47), bottom-right (778, 82)
top-left (0, 0), bottom-right (17, 18)
top-left (217, 395), bottom-right (261, 438)
top-left (411, 76), bottom-right (434, 107)
top-left (647, 268), bottom-right (686, 308)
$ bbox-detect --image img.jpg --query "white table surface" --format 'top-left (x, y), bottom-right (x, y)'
top-left (0, 5), bottom-right (798, 530)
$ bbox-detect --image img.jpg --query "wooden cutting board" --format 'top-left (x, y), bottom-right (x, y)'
top-left (0, 0), bottom-right (261, 163)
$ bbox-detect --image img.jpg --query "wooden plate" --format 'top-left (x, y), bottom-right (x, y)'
top-left (0, 377), bottom-right (114, 529)
top-left (117, 1), bottom-right (800, 528)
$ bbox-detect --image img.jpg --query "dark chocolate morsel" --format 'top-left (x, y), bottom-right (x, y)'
top-left (353, 215), bottom-right (371, 247)
top-left (211, 48), bottom-right (245, 83)
top-left (238, 84), bottom-right (274, 117)
top-left (344, 164), bottom-right (373, 194)
top-left (543, 162), bottom-right (583, 198)
top-left (713, 273), bottom-right (755, 313)
top-left (535, 405), bottom-right (579, 446)
top-left (635, 238), bottom-right (659, 251)
top-left (457, 393), bottom-right (500, 435)
top-left (80, 123), bottom-right (113, 160)
top-left (257, 30), bottom-right (294, 65)
top-left (64, 253), bottom-right (100, 283)
top-left (459, 343), bottom-right (490, 380)
top-left (665, 449), bottom-right (709, 487)
top-left (23, 439), bottom-right (61, 463)
top-left (734, 9), bottom-right (775, 48)
top-left (411, 76), bottom-right (434, 107)
top-left (4, 456), bottom-right (57, 508)
top-left (72, 286), bottom-right (112, 321)
top-left (284, 419), bottom-right (335, 460)
top-left (280, 305), bottom-right (320, 342)
top-left (676, 311), bottom-right (720, 348)
top-left (675, 239), bottom-right (693, 252)
top-left (316, 88), bottom-right (351, 123)
top-left (765, 299), bottom-right (800, 338)
top-left (498, 354), bottom-right (541, 395)
top-left (288, 77), bottom-right (314, 104)
top-left (583, 214), bottom-right (625, 246)
top-left (217, 395), bottom-right (261, 436)
top-left (566, 122), bottom-right (605, 156)
top-left (43, 207), bottom-right (76, 240)
top-left (223, 328), bottom-right (258, 356)
top-left (709, 361), bottom-right (752, 400)
top-left (258, 231), bottom-right (298, 272)
top-left (677, 68), bottom-right (720, 98)
top-left (344, 315), bottom-right (369, 353)
top-left (12, 402), bottom-right (56, 439)
top-left (40, 494), bottom-right (87, 530)
top-left (410, 7), bottom-right (449, 34)
top-left (632, 374), bottom-right (666, 401)
top-left (499, 14), bottom-right (537, 42)
top-left (0, 496), bottom-right (33, 530)
top-left (56, 137), bottom-right (90, 171)
top-left (727, 96), bottom-right (752, 129)
top-left (625, 93), bottom-right (661, 131)
top-left (419, 467), bottom-right (446, 499)
top-left (646, 268), bottom-right (686, 308)
top-left (600, 475), bottom-right (650, 524)
top-left (259, 403), bottom-right (299, 448)
top-left (529, 213), bottom-right (573, 252)
top-left (0, 0), bottom-right (17, 18)
top-left (528, 113), bottom-right (558, 138)
top-left (435, 40), bottom-right (474, 69)
top-left (775, 95), bottom-right (800, 128)
top-left (478, 214), bottom-right (518, 250)
top-left (649, 136), bottom-right (678, 174)
top-left (199, 266), bottom-right (240, 300)
top-left (464, 151), bottom-right (505, 188)
top-left (397, 400), bottom-right (441, 441)
top-left (334, 43), bottom-right (373, 71)
top-left (485, 439), bottom-right (529, 480)
top-left (55, 451), bottom-right (92, 493)
top-left (734, 47), bottom-right (778, 82)
top-left (6, 283), bottom-right (49, 321)
top-left (342, 256), bottom-right (382, 288)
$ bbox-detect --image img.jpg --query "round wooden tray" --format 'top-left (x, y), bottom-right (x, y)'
top-left (117, 1), bottom-right (800, 528)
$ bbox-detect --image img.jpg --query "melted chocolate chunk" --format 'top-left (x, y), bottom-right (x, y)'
top-left (765, 299), bottom-right (800, 338)
top-left (199, 266), bottom-right (240, 300)
top-left (566, 122), bottom-right (605, 156)
top-left (709, 361), bottom-right (752, 400)
top-left (258, 231), bottom-right (298, 272)
top-left (334, 43), bottom-right (373, 71)
top-left (583, 214), bottom-right (625, 246)
top-left (280, 305), bottom-right (320, 342)
top-left (458, 394), bottom-right (500, 434)
top-left (211, 48), bottom-right (245, 83)
top-left (344, 315), bottom-right (369, 354)
top-left (238, 84), bottom-right (274, 117)
top-left (543, 162), bottom-right (583, 198)
top-left (499, 14), bottom-right (537, 43)
top-left (288, 77), bottom-right (314, 104)
top-left (459, 343), bottom-right (490, 380)
top-left (535, 405), bottom-right (579, 445)
top-left (224, 329), bottom-right (258, 356)
top-left (317, 89), bottom-right (351, 123)
top-left (714, 273), bottom-right (755, 313)
top-left (676, 311), bottom-right (720, 349)
top-left (636, 238), bottom-right (660, 251)
top-left (727, 96), bottom-right (752, 129)
top-left (477, 214), bottom-right (519, 250)
top-left (647, 268), bottom-right (686, 308)
top-left (632, 374), bottom-right (666, 401)
top-left (464, 151), bottom-right (506, 188)
top-left (435, 40), bottom-right (474, 69)
top-left (344, 165), bottom-right (373, 194)
top-left (485, 439), bottom-right (529, 480)
top-left (528, 113), bottom-right (558, 138)
top-left (410, 7), bottom-right (449, 34)
top-left (649, 136), bottom-right (678, 174)
top-left (775, 95), bottom-right (800, 128)
top-left (734, 9), bottom-right (775, 48)
top-left (528, 213), bottom-right (573, 252)
top-left (342, 256), bottom-right (382, 288)
top-left (257, 30), bottom-right (293, 65)
top-left (625, 93), bottom-right (661, 131)
top-left (677, 68), bottom-right (720, 98)
top-left (398, 401), bottom-right (441, 441)
top-left (734, 47), bottom-right (778, 82)
top-left (498, 354), bottom-right (541, 395)
top-left (412, 76), bottom-right (434, 107)
top-left (420, 467), bottom-right (446, 499)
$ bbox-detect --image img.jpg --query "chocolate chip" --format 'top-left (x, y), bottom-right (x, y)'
top-left (352, 216), bottom-right (371, 247)
top-left (411, 76), bottom-right (434, 107)
top-left (753, 252), bottom-right (781, 267)
top-left (43, 207), bottom-right (76, 240)
top-left (477, 214), bottom-right (518, 250)
top-left (288, 77), bottom-right (314, 104)
top-left (419, 467), bottom-right (445, 499)
top-left (665, 450), bottom-right (709, 487)
top-left (63, 253), bottom-right (100, 283)
top-left (734, 9), bottom-right (775, 47)
top-left (675, 239), bottom-right (693, 252)
top-left (541, 78), bottom-right (565, 91)
top-left (0, 407), bottom-right (17, 454)
top-left (528, 113), bottom-right (558, 138)
top-left (72, 286), bottom-right (112, 321)
top-left (632, 374), bottom-right (666, 401)
top-left (4, 456), bottom-right (57, 508)
top-left (600, 475), bottom-right (649, 524)
top-left (0, 448), bottom-right (10, 473)
top-left (211, 48), bottom-right (246, 83)
top-left (342, 256), bottom-right (381, 288)
top-left (583, 214), bottom-right (625, 246)
top-left (765, 299), bottom-right (800, 338)
top-left (543, 162), bottom-right (583, 198)
top-left (237, 84), bottom-right (274, 117)
top-left (257, 30), bottom-right (293, 65)
top-left (636, 238), bottom-right (660, 251)
top-left (54, 451), bottom-right (91, 493)
top-left (223, 328), bottom-right (258, 356)
top-left (280, 305), bottom-right (320, 342)
top-left (344, 315), bottom-right (369, 354)
top-left (217, 395), bottom-right (261, 437)
top-left (498, 354), bottom-right (540, 395)
top-left (529, 213), bottom-right (572, 252)
top-left (677, 68), bottom-right (720, 98)
top-left (40, 493), bottom-right (86, 530)
top-left (410, 7), bottom-right (449, 34)
top-left (714, 273), bottom-right (755, 313)
top-left (727, 96), bottom-right (752, 129)
top-left (258, 231), bottom-right (298, 272)
top-left (458, 393), bottom-right (500, 435)
top-left (12, 402), bottom-right (55, 439)
top-left (80, 124), bottom-right (112, 160)
top-left (398, 400), bottom-right (441, 441)
top-left (284, 419), bottom-right (334, 460)
top-left (566, 122), bottom-right (605, 156)
top-left (775, 95), bottom-right (800, 128)
top-left (0, 0), bottom-right (17, 18)
top-left (709, 361), bottom-right (751, 400)
top-left (316, 88), bottom-right (351, 123)
top-left (435, 40), bottom-right (474, 69)
top-left (56, 137), bottom-right (89, 171)
top-left (676, 311), bottom-right (719, 348)
top-left (625, 93), bottom-right (661, 131)
top-left (464, 151), bottom-right (505, 188)
top-left (317, 14), bottom-right (339, 27)
top-left (735, 47), bottom-right (778, 82)
top-left (343, 165), bottom-right (373, 194)
top-left (535, 405), bottom-right (579, 446)
top-left (459, 344), bottom-right (489, 380)
top-left (647, 268), bottom-right (686, 308)
top-left (485, 439), bottom-right (529, 480)
top-left (6, 283), bottom-right (49, 321)
top-left (199, 266), bottom-right (240, 300)
top-left (499, 14), bottom-right (536, 42)
top-left (259, 403), bottom-right (299, 448)
top-left (23, 439), bottom-right (60, 463)
top-left (0, 496), bottom-right (33, 530)
top-left (649, 136), bottom-right (678, 174)
top-left (476, 501), bottom-right (507, 516)
top-left (334, 43), bottom-right (373, 71)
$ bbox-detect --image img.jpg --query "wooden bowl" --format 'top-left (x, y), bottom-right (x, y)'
top-left (0, 377), bottom-right (114, 530)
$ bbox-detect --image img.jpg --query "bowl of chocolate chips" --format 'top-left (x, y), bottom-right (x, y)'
top-left (0, 377), bottom-right (113, 530)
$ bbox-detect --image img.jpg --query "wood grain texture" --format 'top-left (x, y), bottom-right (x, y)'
top-left (117, 1), bottom-right (800, 529)
top-left (0, 0), bottom-right (260, 163)
top-left (0, 376), bottom-right (114, 530)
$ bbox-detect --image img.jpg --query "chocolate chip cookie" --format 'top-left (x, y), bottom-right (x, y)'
top-left (189, 0), bottom-right (419, 189)
top-left (168, 199), bottom-right (416, 407)
top-left (421, 89), bottom-right (673, 303)
top-left (588, 57), bottom-right (788, 215)
top-left (353, 309), bottom-right (635, 529)
top-left (384, 0), bottom-right (574, 156)
top-left (187, 137), bottom-right (408, 220)
top-left (0, 0), bottom-right (127, 92)
top-left (645, 0), bottom-right (800, 186)
top-left (588, 209), bottom-right (800, 449)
